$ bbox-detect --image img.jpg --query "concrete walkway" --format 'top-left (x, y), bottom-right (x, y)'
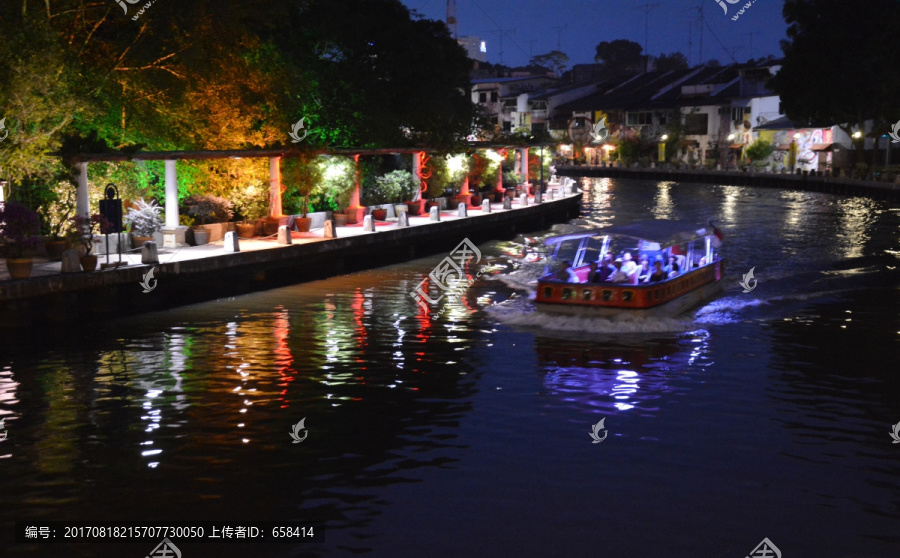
top-left (1, 187), bottom-right (573, 282)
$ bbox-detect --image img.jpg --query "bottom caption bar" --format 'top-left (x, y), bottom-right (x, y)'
top-left (15, 522), bottom-right (314, 544)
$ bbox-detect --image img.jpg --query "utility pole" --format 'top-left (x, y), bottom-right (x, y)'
top-left (491, 28), bottom-right (516, 66)
top-left (550, 24), bottom-right (567, 52)
top-left (725, 45), bottom-right (743, 63)
top-left (743, 31), bottom-right (761, 60)
top-left (636, 2), bottom-right (660, 70)
top-left (446, 0), bottom-right (458, 40)
top-left (527, 39), bottom-right (537, 60)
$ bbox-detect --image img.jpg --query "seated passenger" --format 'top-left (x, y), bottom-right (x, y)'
top-left (621, 252), bottom-right (638, 280)
top-left (610, 258), bottom-right (629, 283)
top-left (636, 257), bottom-right (651, 283)
top-left (665, 255), bottom-right (681, 277)
top-left (555, 260), bottom-right (580, 283)
top-left (597, 255), bottom-right (615, 282)
top-left (586, 262), bottom-right (600, 283)
top-left (649, 260), bottom-right (667, 283)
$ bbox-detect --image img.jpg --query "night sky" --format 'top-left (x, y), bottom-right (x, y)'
top-left (400, 0), bottom-right (788, 68)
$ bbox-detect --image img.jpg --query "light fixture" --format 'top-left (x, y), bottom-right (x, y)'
top-left (661, 134), bottom-right (668, 141)
top-left (728, 134), bottom-right (735, 140)
top-left (852, 131), bottom-right (862, 139)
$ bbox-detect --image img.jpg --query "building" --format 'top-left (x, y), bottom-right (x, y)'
top-left (459, 35), bottom-right (486, 63)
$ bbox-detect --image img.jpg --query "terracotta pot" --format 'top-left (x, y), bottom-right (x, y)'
top-left (79, 255), bottom-right (98, 272)
top-left (132, 235), bottom-right (153, 248)
top-left (471, 195), bottom-right (482, 206)
top-left (371, 209), bottom-right (388, 221)
top-left (295, 217), bottom-right (312, 232)
top-left (406, 202), bottom-right (422, 216)
top-left (44, 239), bottom-right (68, 261)
top-left (193, 229), bottom-right (211, 245)
top-left (446, 199), bottom-right (460, 210)
top-left (6, 258), bottom-right (33, 279)
top-left (333, 214), bottom-right (348, 227)
top-left (236, 223), bottom-right (256, 238)
top-left (345, 210), bottom-right (359, 225)
top-left (263, 219), bottom-right (280, 236)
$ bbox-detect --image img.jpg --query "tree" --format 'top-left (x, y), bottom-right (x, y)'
top-left (593, 39), bottom-right (646, 76)
top-left (769, 0), bottom-right (900, 145)
top-left (654, 52), bottom-right (689, 72)
top-left (529, 51), bottom-right (570, 75)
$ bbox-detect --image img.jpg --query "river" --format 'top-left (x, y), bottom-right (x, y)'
top-left (2, 177), bottom-right (899, 557)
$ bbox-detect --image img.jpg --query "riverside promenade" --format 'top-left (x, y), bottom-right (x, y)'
top-left (557, 165), bottom-right (900, 201)
top-left (0, 189), bottom-right (581, 331)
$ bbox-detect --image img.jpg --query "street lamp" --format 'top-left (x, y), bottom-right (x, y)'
top-left (661, 134), bottom-right (668, 141)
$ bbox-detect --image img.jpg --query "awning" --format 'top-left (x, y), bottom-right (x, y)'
top-left (545, 220), bottom-right (715, 248)
top-left (810, 143), bottom-right (833, 151)
top-left (729, 143), bottom-right (743, 149)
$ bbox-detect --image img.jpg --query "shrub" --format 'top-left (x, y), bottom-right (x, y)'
top-left (232, 183), bottom-right (268, 221)
top-left (744, 140), bottom-right (775, 163)
top-left (184, 194), bottom-right (233, 225)
top-left (0, 201), bottom-right (42, 258)
top-left (124, 198), bottom-right (164, 236)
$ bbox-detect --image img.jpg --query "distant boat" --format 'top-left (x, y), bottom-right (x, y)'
top-left (535, 220), bottom-right (724, 317)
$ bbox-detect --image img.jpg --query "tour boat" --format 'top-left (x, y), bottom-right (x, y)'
top-left (535, 220), bottom-right (724, 317)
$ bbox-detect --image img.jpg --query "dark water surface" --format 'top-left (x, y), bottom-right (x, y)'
top-left (2, 178), bottom-right (900, 557)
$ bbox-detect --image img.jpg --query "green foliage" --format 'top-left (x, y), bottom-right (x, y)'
top-left (314, 156), bottom-right (356, 209)
top-left (529, 51), bottom-right (569, 74)
top-left (0, 201), bottom-right (42, 258)
top-left (744, 140), bottom-right (775, 162)
top-left (363, 170), bottom-right (419, 205)
top-left (593, 39), bottom-right (646, 75)
top-left (231, 181), bottom-right (269, 221)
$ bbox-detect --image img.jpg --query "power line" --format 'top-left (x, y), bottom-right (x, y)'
top-left (702, 11), bottom-right (738, 63)
top-left (743, 31), bottom-right (761, 59)
top-left (470, 0), bottom-right (531, 63)
top-left (635, 2), bottom-right (660, 60)
top-left (550, 24), bottom-right (567, 52)
top-left (491, 28), bottom-right (516, 66)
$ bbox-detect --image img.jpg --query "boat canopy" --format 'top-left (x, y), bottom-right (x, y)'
top-left (544, 220), bottom-right (716, 248)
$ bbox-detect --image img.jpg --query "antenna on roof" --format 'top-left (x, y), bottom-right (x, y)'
top-left (550, 24), bottom-right (567, 51)
top-left (635, 2), bottom-right (660, 71)
top-left (491, 28), bottom-right (516, 66)
top-left (743, 31), bottom-right (761, 60)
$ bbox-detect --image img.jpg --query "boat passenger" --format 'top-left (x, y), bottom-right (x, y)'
top-left (555, 260), bottom-right (580, 283)
top-left (636, 257), bottom-right (651, 283)
top-left (610, 258), bottom-right (629, 283)
top-left (596, 255), bottom-right (615, 282)
top-left (622, 252), bottom-right (638, 282)
top-left (665, 255), bottom-right (680, 277)
top-left (586, 262), bottom-right (600, 283)
top-left (649, 260), bottom-right (667, 283)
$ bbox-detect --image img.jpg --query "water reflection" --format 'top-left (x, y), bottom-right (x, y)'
top-left (535, 330), bottom-right (712, 415)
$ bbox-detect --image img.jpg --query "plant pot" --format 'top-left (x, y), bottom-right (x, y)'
top-left (193, 229), bottom-right (211, 245)
top-left (44, 239), bottom-right (68, 261)
top-left (295, 217), bottom-right (312, 232)
top-left (263, 219), bottom-right (280, 236)
top-left (132, 235), bottom-right (153, 248)
top-left (6, 258), bottom-right (33, 279)
top-left (345, 210), bottom-right (359, 225)
top-left (79, 254), bottom-right (98, 272)
top-left (371, 209), bottom-right (388, 221)
top-left (333, 213), bottom-right (348, 227)
top-left (394, 204), bottom-right (408, 216)
top-left (446, 199), bottom-right (460, 210)
top-left (406, 202), bottom-right (422, 216)
top-left (426, 201), bottom-right (441, 212)
top-left (470, 195), bottom-right (482, 206)
top-left (236, 223), bottom-right (256, 238)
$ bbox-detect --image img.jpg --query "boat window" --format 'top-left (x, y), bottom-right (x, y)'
top-left (622, 291), bottom-right (634, 302)
top-left (543, 287), bottom-right (553, 299)
top-left (562, 288), bottom-right (574, 300)
top-left (654, 289), bottom-right (660, 299)
top-left (602, 290), bottom-right (613, 301)
top-left (582, 289), bottom-right (593, 300)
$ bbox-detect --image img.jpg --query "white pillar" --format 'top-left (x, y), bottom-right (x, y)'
top-left (164, 159), bottom-right (179, 228)
top-left (412, 151), bottom-right (424, 201)
top-left (269, 156), bottom-right (283, 218)
top-left (76, 162), bottom-right (89, 217)
top-left (520, 147), bottom-right (530, 185)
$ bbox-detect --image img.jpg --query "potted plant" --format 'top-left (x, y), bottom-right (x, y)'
top-left (67, 213), bottom-right (110, 272)
top-left (282, 155), bottom-right (325, 232)
top-left (0, 201), bottom-right (42, 279)
top-left (37, 185), bottom-right (77, 261)
top-left (233, 183), bottom-right (267, 238)
top-left (124, 198), bottom-right (163, 248)
top-left (185, 195), bottom-right (233, 245)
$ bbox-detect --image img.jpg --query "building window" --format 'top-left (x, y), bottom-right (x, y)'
top-left (479, 92), bottom-right (487, 103)
top-left (731, 106), bottom-right (751, 123)
top-left (626, 111), bottom-right (652, 126)
top-left (684, 113), bottom-right (709, 135)
top-left (491, 92), bottom-right (498, 102)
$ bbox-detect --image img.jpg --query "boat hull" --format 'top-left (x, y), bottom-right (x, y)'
top-left (535, 261), bottom-right (725, 318)
top-left (535, 279), bottom-right (723, 318)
